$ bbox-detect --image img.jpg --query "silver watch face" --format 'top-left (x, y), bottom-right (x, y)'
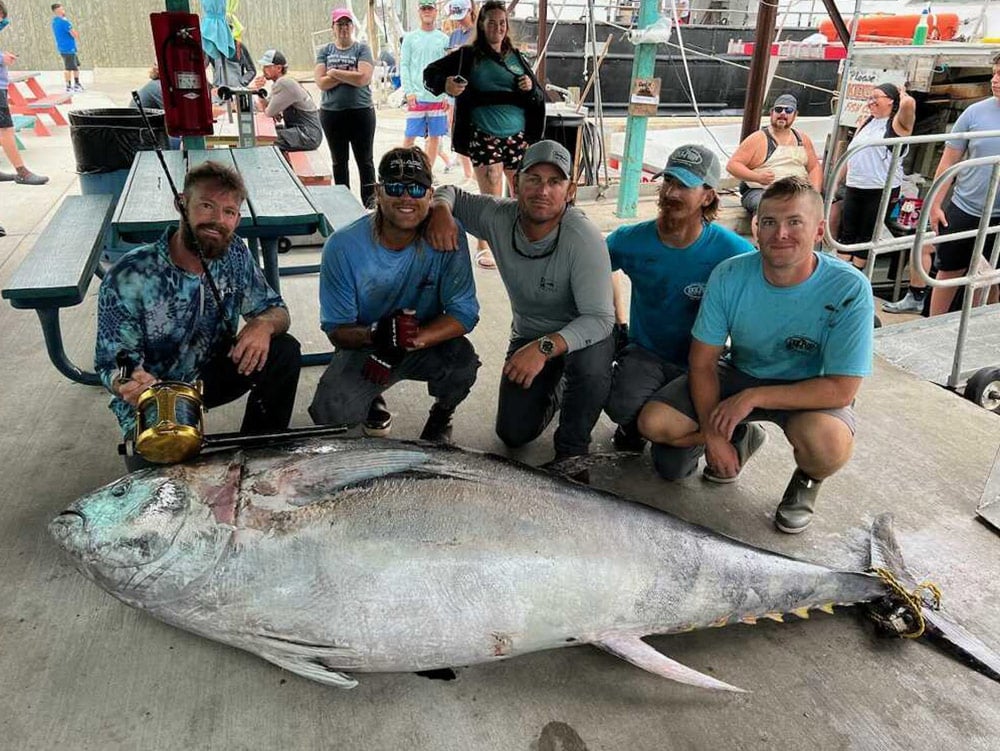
top-left (539, 337), bottom-right (555, 355)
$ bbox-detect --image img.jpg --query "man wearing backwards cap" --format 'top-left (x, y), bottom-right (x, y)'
top-left (428, 139), bottom-right (615, 475)
top-left (310, 146), bottom-right (480, 444)
top-left (727, 93), bottom-right (822, 217)
top-left (251, 49), bottom-right (323, 153)
top-left (605, 144), bottom-right (754, 456)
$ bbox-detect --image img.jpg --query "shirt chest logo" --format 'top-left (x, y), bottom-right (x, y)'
top-left (683, 282), bottom-right (705, 300)
top-left (785, 335), bottom-right (818, 354)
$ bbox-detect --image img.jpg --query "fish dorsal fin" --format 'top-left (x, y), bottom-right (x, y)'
top-left (593, 634), bottom-right (746, 693)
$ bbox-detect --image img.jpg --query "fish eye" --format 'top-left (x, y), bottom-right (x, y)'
top-left (111, 479), bottom-right (132, 498)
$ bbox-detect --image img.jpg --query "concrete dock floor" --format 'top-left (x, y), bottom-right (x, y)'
top-left (1, 70), bottom-right (998, 751)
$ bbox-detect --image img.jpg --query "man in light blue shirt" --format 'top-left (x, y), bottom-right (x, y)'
top-left (310, 146), bottom-right (480, 443)
top-left (639, 177), bottom-right (874, 534)
top-left (927, 53), bottom-right (1000, 315)
top-left (401, 0), bottom-right (450, 168)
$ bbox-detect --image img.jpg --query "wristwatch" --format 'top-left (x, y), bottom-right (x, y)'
top-left (538, 336), bottom-right (556, 358)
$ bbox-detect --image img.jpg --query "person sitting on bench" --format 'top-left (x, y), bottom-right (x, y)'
top-left (95, 161), bottom-right (302, 470)
top-left (251, 49), bottom-right (323, 153)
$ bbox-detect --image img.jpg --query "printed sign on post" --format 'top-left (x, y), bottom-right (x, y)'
top-left (843, 68), bottom-right (907, 127)
top-left (629, 77), bottom-right (661, 117)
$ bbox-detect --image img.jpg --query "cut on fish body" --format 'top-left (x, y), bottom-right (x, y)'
top-left (48, 437), bottom-right (1000, 692)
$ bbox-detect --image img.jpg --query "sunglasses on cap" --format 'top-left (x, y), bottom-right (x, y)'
top-left (772, 105), bottom-right (796, 114)
top-left (382, 182), bottom-right (430, 198)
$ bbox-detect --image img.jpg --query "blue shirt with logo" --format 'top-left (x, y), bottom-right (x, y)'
top-left (51, 16), bottom-right (76, 54)
top-left (319, 214), bottom-right (480, 335)
top-left (692, 251), bottom-right (873, 380)
top-left (608, 219), bottom-right (753, 366)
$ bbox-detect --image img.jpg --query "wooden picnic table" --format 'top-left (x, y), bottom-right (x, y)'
top-left (8, 71), bottom-right (45, 100)
top-left (110, 145), bottom-right (331, 293)
top-left (5, 71), bottom-right (67, 136)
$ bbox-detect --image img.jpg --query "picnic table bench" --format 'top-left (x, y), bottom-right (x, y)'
top-left (1, 194), bottom-right (116, 385)
top-left (6, 71), bottom-right (70, 135)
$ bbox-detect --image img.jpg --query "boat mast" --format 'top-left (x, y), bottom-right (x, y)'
top-left (739, 0), bottom-right (778, 142)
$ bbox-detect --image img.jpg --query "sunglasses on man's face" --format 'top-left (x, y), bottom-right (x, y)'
top-left (772, 106), bottom-right (796, 115)
top-left (382, 182), bottom-right (430, 198)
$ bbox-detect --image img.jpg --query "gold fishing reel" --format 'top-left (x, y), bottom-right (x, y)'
top-left (133, 380), bottom-right (206, 464)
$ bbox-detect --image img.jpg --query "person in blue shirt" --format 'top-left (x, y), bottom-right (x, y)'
top-left (50, 3), bottom-right (82, 93)
top-left (95, 162), bottom-right (301, 470)
top-left (309, 146), bottom-right (481, 444)
top-left (638, 177), bottom-right (874, 534)
top-left (446, 0), bottom-right (475, 51)
top-left (605, 144), bottom-right (754, 453)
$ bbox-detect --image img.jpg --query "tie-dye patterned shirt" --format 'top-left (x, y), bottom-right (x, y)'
top-left (95, 229), bottom-right (286, 435)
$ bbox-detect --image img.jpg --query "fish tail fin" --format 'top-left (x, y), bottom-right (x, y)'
top-left (867, 513), bottom-right (1000, 683)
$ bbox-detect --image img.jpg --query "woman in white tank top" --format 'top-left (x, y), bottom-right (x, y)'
top-left (835, 83), bottom-right (916, 270)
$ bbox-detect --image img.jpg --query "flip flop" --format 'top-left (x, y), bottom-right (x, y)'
top-left (474, 248), bottom-right (496, 269)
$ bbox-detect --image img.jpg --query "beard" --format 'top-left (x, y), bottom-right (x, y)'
top-left (182, 220), bottom-right (233, 259)
top-left (657, 196), bottom-right (692, 234)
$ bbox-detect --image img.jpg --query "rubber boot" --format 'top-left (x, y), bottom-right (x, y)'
top-left (775, 468), bottom-right (822, 534)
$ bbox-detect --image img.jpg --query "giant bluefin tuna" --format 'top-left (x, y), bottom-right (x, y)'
top-left (49, 438), bottom-right (1000, 691)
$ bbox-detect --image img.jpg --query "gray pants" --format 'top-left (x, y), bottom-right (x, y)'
top-left (605, 344), bottom-right (686, 427)
top-left (495, 335), bottom-right (614, 457)
top-left (308, 337), bottom-right (480, 426)
top-left (740, 188), bottom-right (764, 215)
top-left (647, 363), bottom-right (857, 481)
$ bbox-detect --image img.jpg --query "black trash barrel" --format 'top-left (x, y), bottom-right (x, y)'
top-left (69, 107), bottom-right (169, 175)
top-left (70, 108), bottom-right (170, 205)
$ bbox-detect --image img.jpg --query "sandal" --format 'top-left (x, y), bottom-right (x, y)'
top-left (474, 248), bottom-right (497, 269)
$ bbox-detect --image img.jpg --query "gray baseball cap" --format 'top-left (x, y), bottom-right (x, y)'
top-left (519, 140), bottom-right (572, 179)
top-left (654, 144), bottom-right (721, 189)
top-left (773, 93), bottom-right (798, 110)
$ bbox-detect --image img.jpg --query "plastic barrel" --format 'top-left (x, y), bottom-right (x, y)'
top-left (69, 108), bottom-right (169, 175)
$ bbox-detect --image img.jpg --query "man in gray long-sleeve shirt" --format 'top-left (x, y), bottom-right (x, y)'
top-left (428, 140), bottom-right (615, 466)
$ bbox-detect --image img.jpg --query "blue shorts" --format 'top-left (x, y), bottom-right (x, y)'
top-left (405, 102), bottom-right (449, 138)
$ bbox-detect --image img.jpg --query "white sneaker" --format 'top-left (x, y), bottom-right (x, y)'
top-left (882, 291), bottom-right (924, 314)
top-left (72, 83), bottom-right (85, 93)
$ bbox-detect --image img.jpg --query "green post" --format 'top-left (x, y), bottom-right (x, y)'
top-left (615, 0), bottom-right (660, 218)
top-left (165, 0), bottom-right (205, 149)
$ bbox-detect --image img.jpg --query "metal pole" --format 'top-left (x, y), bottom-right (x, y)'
top-left (615, 0), bottom-right (659, 219)
top-left (819, 0), bottom-right (851, 46)
top-left (739, 0), bottom-right (777, 143)
top-left (821, 0), bottom-right (863, 201)
top-left (536, 0), bottom-right (548, 89)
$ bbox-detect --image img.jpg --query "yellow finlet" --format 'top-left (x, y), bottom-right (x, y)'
top-left (817, 603), bottom-right (835, 615)
top-left (740, 615), bottom-right (758, 625)
top-left (792, 607), bottom-right (810, 620)
top-left (763, 612), bottom-right (784, 623)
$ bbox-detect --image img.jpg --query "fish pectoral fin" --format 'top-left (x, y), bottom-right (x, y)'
top-left (252, 633), bottom-right (364, 688)
top-left (276, 450), bottom-right (432, 505)
top-left (593, 634), bottom-right (746, 693)
top-left (258, 651), bottom-right (359, 689)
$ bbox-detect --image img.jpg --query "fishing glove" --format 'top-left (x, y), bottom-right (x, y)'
top-left (363, 348), bottom-right (405, 386)
top-left (371, 310), bottom-right (420, 351)
top-left (364, 311), bottom-right (418, 385)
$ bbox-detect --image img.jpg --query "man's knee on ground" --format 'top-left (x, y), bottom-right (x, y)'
top-left (650, 443), bottom-right (702, 481)
top-left (495, 415), bottom-right (543, 449)
top-left (784, 412), bottom-right (854, 476)
top-left (637, 401), bottom-right (697, 445)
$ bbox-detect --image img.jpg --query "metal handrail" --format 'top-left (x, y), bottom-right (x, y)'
top-left (825, 128), bottom-right (1000, 390)
top-left (824, 129), bottom-right (1000, 273)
